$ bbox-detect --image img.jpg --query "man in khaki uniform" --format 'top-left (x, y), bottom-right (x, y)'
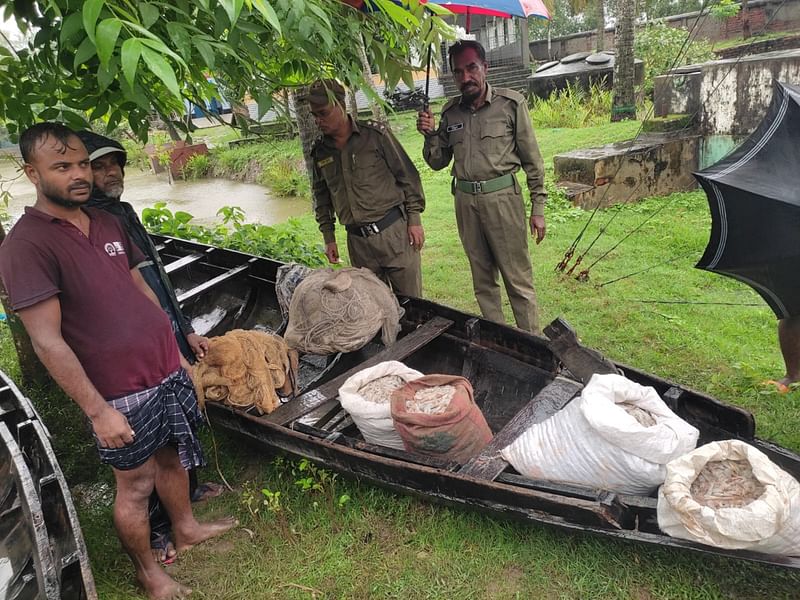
top-left (417, 40), bottom-right (546, 332)
top-left (303, 80), bottom-right (425, 296)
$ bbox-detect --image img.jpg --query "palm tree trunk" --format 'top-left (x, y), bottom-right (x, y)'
top-left (358, 35), bottom-right (387, 124)
top-left (595, 1), bottom-right (605, 52)
top-left (741, 0), bottom-right (750, 39)
top-left (290, 87), bottom-right (321, 198)
top-left (611, 0), bottom-right (636, 122)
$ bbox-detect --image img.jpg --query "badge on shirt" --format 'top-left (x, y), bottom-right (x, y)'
top-left (317, 157), bottom-right (334, 168)
top-left (104, 241), bottom-right (126, 257)
top-left (446, 123), bottom-right (464, 133)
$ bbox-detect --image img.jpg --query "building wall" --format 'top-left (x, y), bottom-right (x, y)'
top-left (529, 0), bottom-right (800, 61)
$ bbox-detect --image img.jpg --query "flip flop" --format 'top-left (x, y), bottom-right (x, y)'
top-left (191, 481), bottom-right (225, 503)
top-left (762, 380), bottom-right (791, 394)
top-left (151, 532), bottom-right (177, 566)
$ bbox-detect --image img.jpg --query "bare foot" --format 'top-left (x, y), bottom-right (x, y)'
top-left (138, 565), bottom-right (191, 600)
top-left (175, 516), bottom-right (238, 553)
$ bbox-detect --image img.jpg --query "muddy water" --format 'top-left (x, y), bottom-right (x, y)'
top-left (0, 161), bottom-right (309, 226)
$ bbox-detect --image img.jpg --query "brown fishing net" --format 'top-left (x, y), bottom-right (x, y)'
top-left (283, 267), bottom-right (403, 354)
top-left (192, 329), bottom-right (298, 414)
top-left (690, 459), bottom-right (767, 509)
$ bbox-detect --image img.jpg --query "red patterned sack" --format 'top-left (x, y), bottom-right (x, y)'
top-left (390, 375), bottom-right (493, 464)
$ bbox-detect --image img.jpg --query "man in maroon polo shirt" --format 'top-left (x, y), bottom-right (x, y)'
top-left (0, 123), bottom-right (235, 600)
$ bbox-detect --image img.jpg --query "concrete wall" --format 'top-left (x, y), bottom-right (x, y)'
top-left (529, 0), bottom-right (800, 61)
top-left (656, 49), bottom-right (800, 135)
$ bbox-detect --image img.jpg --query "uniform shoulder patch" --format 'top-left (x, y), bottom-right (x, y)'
top-left (441, 96), bottom-right (460, 113)
top-left (494, 87), bottom-right (525, 105)
top-left (359, 119), bottom-right (387, 134)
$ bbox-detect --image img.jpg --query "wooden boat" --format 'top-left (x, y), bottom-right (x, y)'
top-left (153, 234), bottom-right (800, 570)
top-left (0, 370), bottom-right (97, 599)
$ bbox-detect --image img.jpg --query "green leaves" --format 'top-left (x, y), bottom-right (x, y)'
top-left (96, 18), bottom-right (121, 67)
top-left (121, 38), bottom-right (142, 88)
top-left (141, 46), bottom-right (181, 99)
top-left (82, 0), bottom-right (105, 44)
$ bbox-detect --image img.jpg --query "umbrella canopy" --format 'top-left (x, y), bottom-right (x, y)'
top-left (430, 0), bottom-right (550, 20)
top-left (694, 81), bottom-right (800, 319)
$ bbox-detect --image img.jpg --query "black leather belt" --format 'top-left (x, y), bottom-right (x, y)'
top-left (345, 206), bottom-right (404, 237)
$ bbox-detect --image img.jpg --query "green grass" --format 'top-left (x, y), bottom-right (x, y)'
top-left (2, 107), bottom-right (799, 599)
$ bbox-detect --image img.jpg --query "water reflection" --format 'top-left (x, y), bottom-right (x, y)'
top-left (0, 160), bottom-right (309, 226)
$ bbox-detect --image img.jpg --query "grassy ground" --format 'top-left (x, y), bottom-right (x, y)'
top-left (3, 108), bottom-right (799, 599)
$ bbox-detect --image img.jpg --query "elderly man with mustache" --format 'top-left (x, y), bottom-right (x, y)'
top-left (417, 40), bottom-right (547, 333)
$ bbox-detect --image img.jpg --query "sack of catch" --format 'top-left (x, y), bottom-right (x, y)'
top-left (339, 361), bottom-right (423, 450)
top-left (390, 375), bottom-right (493, 464)
top-left (501, 373), bottom-right (699, 495)
top-left (284, 267), bottom-right (403, 355)
top-left (657, 440), bottom-right (800, 555)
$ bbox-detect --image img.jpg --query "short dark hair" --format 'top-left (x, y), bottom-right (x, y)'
top-left (19, 122), bottom-right (80, 163)
top-left (448, 40), bottom-right (487, 70)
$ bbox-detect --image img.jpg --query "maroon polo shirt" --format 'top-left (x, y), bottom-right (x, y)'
top-left (0, 206), bottom-right (180, 399)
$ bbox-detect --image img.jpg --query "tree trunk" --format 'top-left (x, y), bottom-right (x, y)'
top-left (348, 88), bottom-right (358, 118)
top-left (0, 222), bottom-right (50, 386)
top-left (611, 0), bottom-right (636, 122)
top-left (741, 0), bottom-right (750, 39)
top-left (595, 1), bottom-right (605, 52)
top-left (291, 87), bottom-right (322, 199)
top-left (358, 35), bottom-right (387, 124)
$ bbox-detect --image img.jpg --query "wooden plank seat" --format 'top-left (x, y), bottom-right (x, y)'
top-left (458, 376), bottom-right (583, 480)
top-left (176, 260), bottom-right (254, 304)
top-left (268, 316), bottom-right (454, 427)
top-left (163, 249), bottom-right (213, 275)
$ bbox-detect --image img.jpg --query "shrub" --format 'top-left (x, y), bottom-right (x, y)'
top-left (530, 82), bottom-right (613, 128)
top-left (634, 21), bottom-right (715, 95)
top-left (181, 153), bottom-right (211, 180)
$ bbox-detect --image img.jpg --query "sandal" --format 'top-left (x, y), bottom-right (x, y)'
top-left (191, 481), bottom-right (225, 503)
top-left (151, 532), bottom-right (177, 566)
top-left (762, 379), bottom-right (791, 394)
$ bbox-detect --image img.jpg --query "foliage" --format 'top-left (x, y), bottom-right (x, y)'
top-left (141, 202), bottom-right (326, 266)
top-left (0, 0), bottom-right (454, 141)
top-left (634, 21), bottom-right (715, 94)
top-left (529, 0), bottom-right (599, 39)
top-left (180, 153), bottom-right (211, 180)
top-left (710, 0), bottom-right (741, 20)
top-left (209, 140), bottom-right (310, 198)
top-left (530, 82), bottom-right (613, 128)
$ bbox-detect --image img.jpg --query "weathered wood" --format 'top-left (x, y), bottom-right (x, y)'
top-left (176, 261), bottom-right (252, 304)
top-left (163, 250), bottom-right (211, 274)
top-left (266, 316), bottom-right (453, 426)
top-left (459, 377), bottom-right (583, 480)
top-left (543, 317), bottom-right (619, 383)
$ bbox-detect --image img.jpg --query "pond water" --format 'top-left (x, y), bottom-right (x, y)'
top-left (0, 159), bottom-right (309, 226)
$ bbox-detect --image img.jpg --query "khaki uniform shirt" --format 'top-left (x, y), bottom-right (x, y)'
top-left (422, 84), bottom-right (547, 216)
top-left (312, 118), bottom-right (425, 244)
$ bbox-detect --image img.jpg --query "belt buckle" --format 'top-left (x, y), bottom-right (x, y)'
top-left (360, 223), bottom-right (380, 237)
top-left (471, 181), bottom-right (483, 194)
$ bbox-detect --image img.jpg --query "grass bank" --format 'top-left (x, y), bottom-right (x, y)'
top-left (2, 107), bottom-right (799, 598)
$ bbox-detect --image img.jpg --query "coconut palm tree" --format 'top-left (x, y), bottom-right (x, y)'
top-left (611, 0), bottom-right (636, 121)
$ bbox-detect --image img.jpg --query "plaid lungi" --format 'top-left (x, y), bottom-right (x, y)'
top-left (96, 368), bottom-right (206, 471)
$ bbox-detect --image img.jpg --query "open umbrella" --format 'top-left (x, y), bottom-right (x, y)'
top-left (694, 81), bottom-right (800, 319)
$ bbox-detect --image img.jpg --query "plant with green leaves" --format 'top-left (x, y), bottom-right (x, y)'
top-left (0, 0), bottom-right (454, 141)
top-left (634, 21), bottom-right (715, 95)
top-left (710, 0), bottom-right (741, 20)
top-left (180, 152), bottom-right (211, 179)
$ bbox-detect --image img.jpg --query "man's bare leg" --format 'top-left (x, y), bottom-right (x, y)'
top-left (778, 316), bottom-right (800, 386)
top-left (113, 461), bottom-right (191, 600)
top-left (151, 446), bottom-right (237, 554)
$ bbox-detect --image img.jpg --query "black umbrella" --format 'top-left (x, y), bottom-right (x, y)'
top-left (694, 81), bottom-right (800, 319)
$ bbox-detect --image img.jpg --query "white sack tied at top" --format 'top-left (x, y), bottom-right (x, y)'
top-left (657, 439), bottom-right (800, 555)
top-left (339, 361), bottom-right (423, 451)
top-left (501, 373), bottom-right (700, 495)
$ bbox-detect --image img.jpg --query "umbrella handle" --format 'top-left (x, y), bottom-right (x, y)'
top-left (424, 43), bottom-right (431, 112)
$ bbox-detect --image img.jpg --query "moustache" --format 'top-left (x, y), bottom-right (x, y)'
top-left (68, 181), bottom-right (91, 192)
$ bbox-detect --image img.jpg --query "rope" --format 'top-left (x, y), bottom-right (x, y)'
top-left (633, 299), bottom-right (765, 307)
top-left (598, 252), bottom-right (695, 287)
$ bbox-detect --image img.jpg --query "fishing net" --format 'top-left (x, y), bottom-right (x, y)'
top-left (284, 267), bottom-right (403, 355)
top-left (339, 361), bottom-right (423, 450)
top-left (501, 373), bottom-right (699, 495)
top-left (658, 440), bottom-right (800, 555)
top-left (391, 375), bottom-right (493, 464)
top-left (192, 329), bottom-right (298, 415)
top-left (276, 263), bottom-right (313, 320)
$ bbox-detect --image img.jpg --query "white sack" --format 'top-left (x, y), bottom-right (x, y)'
top-left (339, 361), bottom-right (423, 450)
top-left (657, 440), bottom-right (800, 555)
top-left (501, 373), bottom-right (700, 495)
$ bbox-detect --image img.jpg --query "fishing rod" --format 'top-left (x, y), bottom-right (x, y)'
top-left (563, 0), bottom-right (789, 280)
top-left (556, 0), bottom-right (713, 273)
top-left (598, 251), bottom-right (695, 287)
top-left (633, 299), bottom-right (765, 307)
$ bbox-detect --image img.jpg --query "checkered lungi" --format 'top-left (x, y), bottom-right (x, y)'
top-left (96, 368), bottom-right (206, 471)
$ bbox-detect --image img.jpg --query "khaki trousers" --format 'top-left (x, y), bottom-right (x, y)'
top-left (454, 186), bottom-right (539, 333)
top-left (347, 216), bottom-right (422, 297)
